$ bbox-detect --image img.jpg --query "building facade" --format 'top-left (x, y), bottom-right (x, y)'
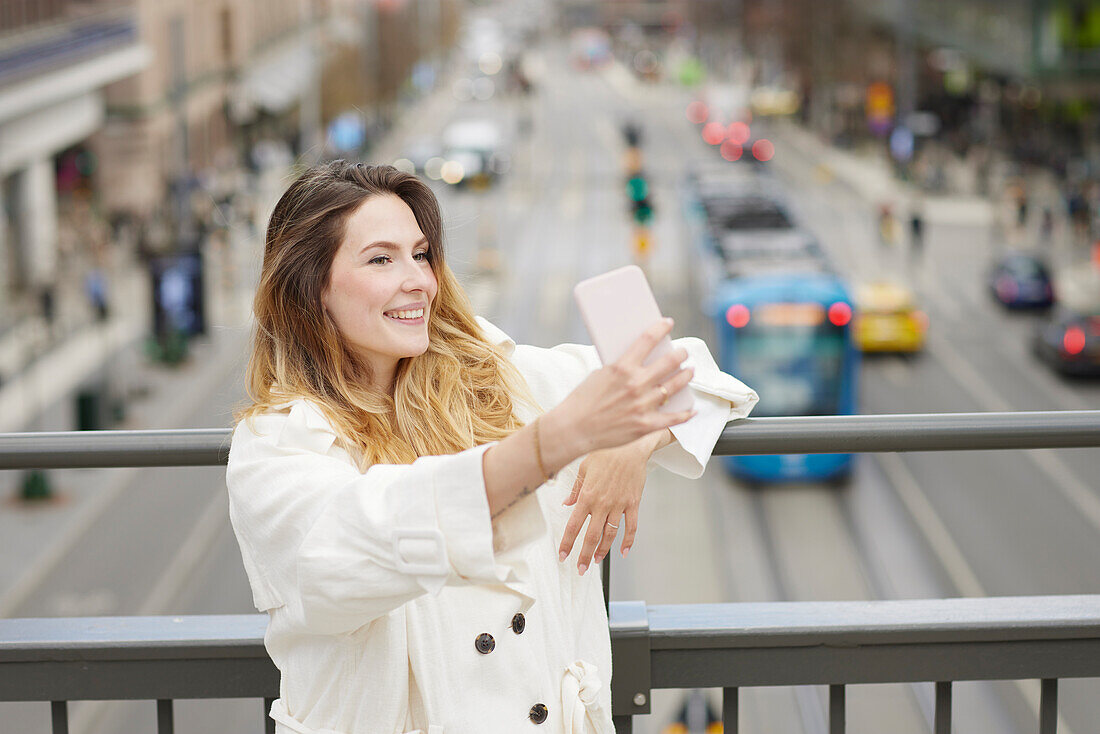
top-left (0, 0), bottom-right (148, 306)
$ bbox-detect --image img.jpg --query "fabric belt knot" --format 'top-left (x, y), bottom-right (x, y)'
top-left (561, 660), bottom-right (612, 734)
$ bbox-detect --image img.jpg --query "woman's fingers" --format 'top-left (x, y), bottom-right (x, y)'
top-left (593, 512), bottom-right (622, 564)
top-left (655, 407), bottom-right (698, 430)
top-left (650, 366), bottom-right (695, 408)
top-left (644, 346), bottom-right (690, 384)
top-left (620, 318), bottom-right (673, 367)
top-left (559, 508), bottom-right (587, 562)
top-left (576, 515), bottom-right (607, 575)
top-left (620, 507), bottom-right (638, 558)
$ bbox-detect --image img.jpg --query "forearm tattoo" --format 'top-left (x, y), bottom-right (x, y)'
top-left (491, 484), bottom-right (535, 520)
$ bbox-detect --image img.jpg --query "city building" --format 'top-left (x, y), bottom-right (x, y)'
top-left (0, 0), bottom-right (148, 312)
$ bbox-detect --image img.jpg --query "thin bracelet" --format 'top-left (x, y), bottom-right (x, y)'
top-left (533, 417), bottom-right (555, 481)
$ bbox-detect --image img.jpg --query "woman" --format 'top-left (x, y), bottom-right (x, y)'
top-left (227, 161), bottom-right (757, 734)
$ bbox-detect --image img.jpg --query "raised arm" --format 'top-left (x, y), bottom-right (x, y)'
top-left (481, 318), bottom-right (696, 516)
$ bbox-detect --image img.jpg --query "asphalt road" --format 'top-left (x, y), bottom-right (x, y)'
top-left (3, 33), bottom-right (1100, 734)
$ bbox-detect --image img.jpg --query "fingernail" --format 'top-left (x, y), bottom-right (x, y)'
top-left (559, 551), bottom-right (567, 562)
top-left (621, 546), bottom-right (630, 558)
top-left (578, 563), bottom-right (588, 575)
top-left (594, 553), bottom-right (604, 564)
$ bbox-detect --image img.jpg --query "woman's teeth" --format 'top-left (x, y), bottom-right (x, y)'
top-left (385, 308), bottom-right (424, 320)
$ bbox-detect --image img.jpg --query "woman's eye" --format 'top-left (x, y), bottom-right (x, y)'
top-left (415, 251), bottom-right (430, 261)
top-left (369, 256), bottom-right (390, 265)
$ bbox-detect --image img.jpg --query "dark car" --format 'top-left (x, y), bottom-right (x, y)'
top-left (989, 253), bottom-right (1054, 308)
top-left (1033, 308), bottom-right (1100, 376)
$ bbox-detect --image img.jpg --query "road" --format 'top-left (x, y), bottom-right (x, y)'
top-left (3, 33), bottom-right (1100, 734)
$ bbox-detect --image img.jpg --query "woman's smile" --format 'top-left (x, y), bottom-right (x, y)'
top-left (383, 303), bottom-right (427, 324)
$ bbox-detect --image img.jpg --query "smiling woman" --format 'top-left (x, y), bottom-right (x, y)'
top-left (322, 197), bottom-right (438, 393)
top-left (227, 160), bottom-right (757, 734)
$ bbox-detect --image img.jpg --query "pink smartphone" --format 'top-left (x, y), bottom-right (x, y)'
top-left (573, 265), bottom-right (694, 413)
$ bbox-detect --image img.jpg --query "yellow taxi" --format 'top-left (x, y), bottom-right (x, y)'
top-left (854, 281), bottom-right (927, 353)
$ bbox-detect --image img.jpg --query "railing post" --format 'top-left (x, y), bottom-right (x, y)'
top-left (829, 685), bottom-right (845, 734)
top-left (1040, 679), bottom-right (1058, 734)
top-left (935, 681), bottom-right (952, 734)
top-left (610, 600), bottom-right (650, 732)
top-left (265, 697), bottom-right (276, 734)
top-left (722, 687), bottom-right (739, 734)
top-left (157, 699), bottom-right (174, 734)
top-left (50, 701), bottom-right (68, 734)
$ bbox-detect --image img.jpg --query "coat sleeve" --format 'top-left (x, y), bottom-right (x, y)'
top-left (509, 335), bottom-right (758, 479)
top-left (226, 400), bottom-right (545, 635)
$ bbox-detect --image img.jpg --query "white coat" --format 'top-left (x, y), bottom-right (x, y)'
top-left (226, 317), bottom-right (758, 734)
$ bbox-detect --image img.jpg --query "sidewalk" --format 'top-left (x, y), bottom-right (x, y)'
top-left (774, 119), bottom-right (996, 229)
top-left (771, 119), bottom-right (1099, 269)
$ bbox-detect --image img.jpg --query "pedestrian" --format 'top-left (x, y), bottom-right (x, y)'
top-left (84, 268), bottom-right (109, 321)
top-left (226, 161), bottom-right (758, 734)
top-left (877, 202), bottom-right (897, 247)
top-left (908, 202), bottom-right (925, 260)
top-left (1014, 181), bottom-right (1029, 229)
top-left (1040, 206), bottom-right (1055, 243)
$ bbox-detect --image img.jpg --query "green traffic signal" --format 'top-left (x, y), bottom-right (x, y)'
top-left (627, 176), bottom-right (648, 202)
top-left (633, 198), bottom-right (654, 225)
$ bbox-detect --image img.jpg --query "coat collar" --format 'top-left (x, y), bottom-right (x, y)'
top-left (475, 316), bottom-right (516, 357)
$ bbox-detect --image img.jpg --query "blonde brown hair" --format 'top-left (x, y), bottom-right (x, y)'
top-left (240, 161), bottom-right (534, 467)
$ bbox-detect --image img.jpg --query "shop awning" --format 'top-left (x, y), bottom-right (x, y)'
top-left (233, 37), bottom-right (318, 119)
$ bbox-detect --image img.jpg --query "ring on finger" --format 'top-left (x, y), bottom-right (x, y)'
top-left (605, 520), bottom-right (619, 529)
top-left (657, 384), bottom-right (670, 406)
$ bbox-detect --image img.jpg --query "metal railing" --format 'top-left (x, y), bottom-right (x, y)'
top-left (2, 410), bottom-right (1098, 469)
top-left (0, 410), bottom-right (1098, 734)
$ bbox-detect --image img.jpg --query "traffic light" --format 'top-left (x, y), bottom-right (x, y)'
top-left (622, 121), bottom-right (642, 148)
top-left (627, 172), bottom-right (655, 226)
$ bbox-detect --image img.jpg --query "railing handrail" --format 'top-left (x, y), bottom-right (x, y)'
top-left (2, 595), bottom-right (1099, 702)
top-left (1, 410), bottom-right (1099, 469)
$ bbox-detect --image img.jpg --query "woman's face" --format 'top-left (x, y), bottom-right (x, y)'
top-left (322, 195), bottom-right (438, 389)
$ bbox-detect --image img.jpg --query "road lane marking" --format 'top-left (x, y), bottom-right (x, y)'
top-left (138, 490), bottom-right (229, 616)
top-left (877, 452), bottom-right (1076, 734)
top-left (877, 454), bottom-right (986, 598)
top-left (929, 332), bottom-right (1011, 411)
top-left (930, 331), bottom-right (1100, 538)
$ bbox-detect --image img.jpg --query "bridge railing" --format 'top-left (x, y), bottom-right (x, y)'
top-left (0, 410), bottom-right (1098, 734)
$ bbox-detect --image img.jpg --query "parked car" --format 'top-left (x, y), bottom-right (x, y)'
top-left (396, 137), bottom-right (443, 177)
top-left (853, 281), bottom-right (927, 353)
top-left (440, 119), bottom-right (510, 187)
top-left (988, 252), bottom-right (1054, 308)
top-left (1033, 307), bottom-right (1100, 376)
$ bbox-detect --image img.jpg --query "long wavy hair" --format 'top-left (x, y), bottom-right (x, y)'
top-left (239, 161), bottom-right (535, 468)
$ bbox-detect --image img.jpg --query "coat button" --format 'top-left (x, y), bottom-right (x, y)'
top-left (511, 613), bottom-right (526, 635)
top-left (475, 633), bottom-right (495, 654)
top-left (529, 703), bottom-right (548, 724)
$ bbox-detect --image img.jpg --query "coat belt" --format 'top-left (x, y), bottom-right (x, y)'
top-left (561, 660), bottom-right (613, 734)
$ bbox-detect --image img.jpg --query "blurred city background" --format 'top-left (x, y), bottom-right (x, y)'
top-left (1, 0), bottom-right (1100, 732)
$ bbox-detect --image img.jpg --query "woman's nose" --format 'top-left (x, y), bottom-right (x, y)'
top-left (401, 258), bottom-right (434, 290)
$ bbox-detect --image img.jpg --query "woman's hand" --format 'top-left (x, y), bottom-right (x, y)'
top-left (557, 432), bottom-right (660, 575)
top-left (539, 319), bottom-right (696, 470)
